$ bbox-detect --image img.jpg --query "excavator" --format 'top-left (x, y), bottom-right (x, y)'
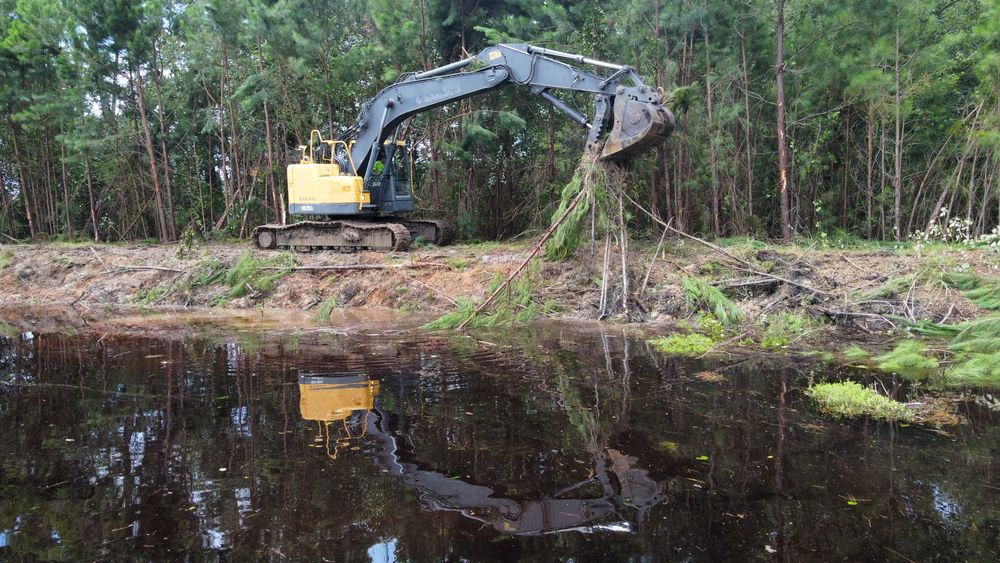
top-left (253, 43), bottom-right (674, 252)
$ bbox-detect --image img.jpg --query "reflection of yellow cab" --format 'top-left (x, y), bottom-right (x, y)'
top-left (298, 374), bottom-right (379, 459)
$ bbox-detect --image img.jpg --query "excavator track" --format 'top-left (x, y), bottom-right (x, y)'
top-left (393, 219), bottom-right (455, 246)
top-left (252, 220), bottom-right (411, 252)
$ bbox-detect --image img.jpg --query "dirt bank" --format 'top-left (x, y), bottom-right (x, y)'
top-left (0, 240), bottom-right (996, 341)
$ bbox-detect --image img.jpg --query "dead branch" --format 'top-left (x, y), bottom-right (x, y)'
top-left (456, 182), bottom-right (590, 330)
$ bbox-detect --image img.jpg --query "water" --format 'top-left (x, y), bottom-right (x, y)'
top-left (0, 319), bottom-right (998, 561)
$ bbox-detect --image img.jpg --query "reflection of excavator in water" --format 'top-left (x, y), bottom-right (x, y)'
top-left (254, 43), bottom-right (674, 252)
top-left (297, 373), bottom-right (665, 535)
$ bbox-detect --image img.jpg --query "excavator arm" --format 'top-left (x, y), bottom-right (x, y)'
top-left (340, 43), bottom-right (675, 184)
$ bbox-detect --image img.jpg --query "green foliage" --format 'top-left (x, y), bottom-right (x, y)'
top-left (133, 286), bottom-right (167, 305)
top-left (874, 341), bottom-right (939, 380)
top-left (648, 333), bottom-right (716, 357)
top-left (682, 277), bottom-right (742, 327)
top-left (807, 382), bottom-right (914, 422)
top-left (219, 252), bottom-right (297, 303)
top-left (446, 258), bottom-right (473, 271)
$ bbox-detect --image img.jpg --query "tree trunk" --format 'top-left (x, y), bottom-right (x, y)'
top-left (775, 0), bottom-right (792, 241)
top-left (703, 21), bottom-right (721, 236)
top-left (892, 19), bottom-right (903, 240)
top-left (10, 123), bottom-right (35, 238)
top-left (865, 105), bottom-right (875, 238)
top-left (739, 26), bottom-right (754, 220)
top-left (58, 123), bottom-right (73, 238)
top-left (152, 41), bottom-right (176, 239)
top-left (85, 159), bottom-right (99, 241)
top-left (133, 65), bottom-right (170, 241)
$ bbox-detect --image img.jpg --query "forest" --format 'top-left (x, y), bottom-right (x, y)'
top-left (1, 0), bottom-right (998, 245)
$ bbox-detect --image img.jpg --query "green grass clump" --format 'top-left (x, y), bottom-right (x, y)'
top-left (807, 381), bottom-right (914, 422)
top-left (446, 258), bottom-right (473, 271)
top-left (423, 268), bottom-right (538, 330)
top-left (133, 286), bottom-right (167, 305)
top-left (0, 248), bottom-right (13, 270)
top-left (649, 333), bottom-right (716, 356)
top-left (313, 296), bottom-right (339, 321)
top-left (682, 277), bottom-right (742, 326)
top-left (219, 251), bottom-right (297, 303)
top-left (874, 340), bottom-right (939, 380)
top-left (760, 312), bottom-right (815, 349)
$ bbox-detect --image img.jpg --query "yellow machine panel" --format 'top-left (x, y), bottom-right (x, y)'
top-left (287, 163), bottom-right (368, 215)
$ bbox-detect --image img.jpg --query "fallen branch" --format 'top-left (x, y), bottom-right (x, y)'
top-left (259, 263), bottom-right (447, 271)
top-left (456, 184), bottom-right (590, 330)
top-left (107, 265), bottom-right (186, 273)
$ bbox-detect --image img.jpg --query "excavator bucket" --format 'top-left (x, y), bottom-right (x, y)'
top-left (600, 97), bottom-right (675, 160)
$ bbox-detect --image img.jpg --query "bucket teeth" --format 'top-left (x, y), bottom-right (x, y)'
top-left (600, 97), bottom-right (675, 160)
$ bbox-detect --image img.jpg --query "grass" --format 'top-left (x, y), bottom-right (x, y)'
top-left (682, 277), bottom-right (742, 326)
top-left (0, 248), bottom-right (13, 270)
top-left (807, 381), bottom-right (914, 422)
top-left (648, 333), bottom-right (716, 356)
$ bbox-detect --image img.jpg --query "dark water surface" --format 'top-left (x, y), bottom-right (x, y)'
top-left (0, 320), bottom-right (998, 561)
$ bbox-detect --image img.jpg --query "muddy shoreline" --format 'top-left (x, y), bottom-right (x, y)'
top-left (0, 240), bottom-right (996, 346)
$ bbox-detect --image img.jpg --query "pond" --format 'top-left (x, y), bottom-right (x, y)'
top-left (0, 317), bottom-right (997, 560)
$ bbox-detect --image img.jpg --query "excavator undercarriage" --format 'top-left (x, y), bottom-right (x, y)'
top-left (257, 43), bottom-right (673, 252)
top-left (253, 218), bottom-right (452, 252)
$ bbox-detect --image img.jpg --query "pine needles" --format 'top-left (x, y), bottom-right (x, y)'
top-left (682, 277), bottom-right (743, 326)
top-left (219, 251), bottom-right (297, 303)
top-left (939, 272), bottom-right (1000, 309)
top-left (545, 150), bottom-right (609, 261)
top-left (873, 341), bottom-right (939, 380)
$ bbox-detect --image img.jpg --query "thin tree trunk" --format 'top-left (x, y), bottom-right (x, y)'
top-left (58, 123), bottom-right (73, 237)
top-left (257, 35), bottom-right (281, 224)
top-left (85, 159), bottom-right (99, 241)
top-left (739, 25), bottom-right (754, 220)
top-left (775, 0), bottom-right (792, 241)
top-left (153, 41), bottom-right (176, 239)
top-left (133, 65), bottom-right (170, 241)
top-left (892, 19), bottom-right (903, 240)
top-left (703, 21), bottom-right (721, 236)
top-left (10, 123), bottom-right (35, 237)
top-left (865, 105), bottom-right (875, 238)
